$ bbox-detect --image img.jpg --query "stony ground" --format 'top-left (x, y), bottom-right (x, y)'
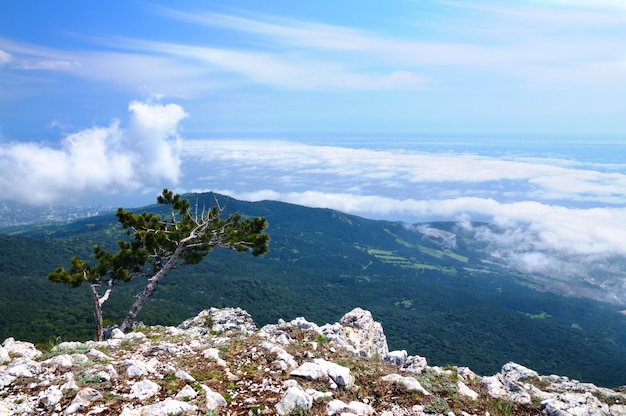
top-left (2, 307), bottom-right (626, 415)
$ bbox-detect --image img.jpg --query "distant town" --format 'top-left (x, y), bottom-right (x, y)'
top-left (0, 201), bottom-right (113, 229)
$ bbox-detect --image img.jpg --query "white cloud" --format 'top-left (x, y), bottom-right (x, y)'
top-left (0, 50), bottom-right (12, 66)
top-left (181, 139), bottom-right (626, 206)
top-left (209, 188), bottom-right (626, 257)
top-left (175, 138), bottom-right (626, 265)
top-left (0, 100), bottom-right (186, 205)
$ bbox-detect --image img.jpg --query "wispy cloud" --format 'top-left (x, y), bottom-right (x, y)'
top-left (0, 99), bottom-right (186, 204)
top-left (3, 1), bottom-right (624, 97)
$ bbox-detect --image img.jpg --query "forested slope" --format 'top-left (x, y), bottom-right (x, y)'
top-left (2, 193), bottom-right (626, 386)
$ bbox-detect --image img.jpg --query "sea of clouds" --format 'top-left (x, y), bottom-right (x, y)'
top-left (2, 99), bottom-right (626, 301)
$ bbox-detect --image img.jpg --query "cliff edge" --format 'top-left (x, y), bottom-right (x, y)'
top-left (1, 307), bottom-right (625, 415)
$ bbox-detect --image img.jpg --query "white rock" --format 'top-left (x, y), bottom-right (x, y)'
top-left (382, 373), bottom-right (430, 396)
top-left (63, 387), bottom-right (103, 415)
top-left (610, 404), bottom-right (626, 416)
top-left (130, 379), bottom-right (161, 400)
top-left (291, 361), bottom-right (328, 381)
top-left (289, 316), bottom-right (323, 333)
top-left (137, 399), bottom-right (198, 416)
top-left (203, 385), bottom-right (228, 409)
top-left (501, 362), bottom-right (539, 382)
top-left (60, 372), bottom-right (79, 392)
top-left (124, 358), bottom-right (156, 378)
top-left (318, 359), bottom-right (355, 389)
top-left (261, 342), bottom-right (298, 372)
top-left (339, 307), bottom-right (389, 358)
top-left (174, 369), bottom-right (195, 382)
top-left (202, 347), bottom-right (228, 367)
top-left (275, 383), bottom-right (313, 415)
top-left (403, 354), bottom-right (428, 374)
top-left (0, 346), bottom-right (9, 363)
top-left (87, 348), bottom-right (112, 361)
top-left (38, 385), bottom-right (63, 408)
top-left (175, 384), bottom-right (198, 400)
top-left (6, 357), bottom-right (41, 377)
top-left (541, 392), bottom-right (610, 416)
top-left (110, 328), bottom-right (126, 339)
top-left (385, 350), bottom-right (408, 367)
top-left (2, 337), bottom-right (42, 360)
top-left (291, 358), bottom-right (354, 389)
top-left (483, 375), bottom-right (532, 405)
top-left (327, 399), bottom-right (348, 415)
top-left (43, 354), bottom-right (75, 370)
top-left (306, 388), bottom-right (333, 402)
top-left (457, 380), bottom-right (479, 400)
top-left (0, 373), bottom-right (16, 388)
top-left (180, 307), bottom-right (257, 333)
top-left (347, 400), bottom-right (375, 415)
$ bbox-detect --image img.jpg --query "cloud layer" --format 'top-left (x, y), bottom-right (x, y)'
top-left (177, 139), bottom-right (626, 261)
top-left (1, 98), bottom-right (625, 301)
top-left (0, 100), bottom-right (186, 204)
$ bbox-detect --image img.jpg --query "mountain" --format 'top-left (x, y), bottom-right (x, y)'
top-left (1, 193), bottom-right (626, 387)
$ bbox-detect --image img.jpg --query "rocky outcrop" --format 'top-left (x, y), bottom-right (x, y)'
top-left (1, 307), bottom-right (626, 415)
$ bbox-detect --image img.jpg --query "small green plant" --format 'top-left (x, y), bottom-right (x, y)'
top-left (288, 406), bottom-right (312, 416)
top-left (206, 410), bottom-right (219, 416)
top-left (75, 370), bottom-right (110, 389)
top-left (490, 398), bottom-right (515, 416)
top-left (424, 397), bottom-right (450, 414)
top-left (250, 405), bottom-right (266, 414)
top-left (315, 334), bottom-right (331, 344)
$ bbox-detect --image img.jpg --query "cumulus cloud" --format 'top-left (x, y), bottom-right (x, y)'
top-left (0, 100), bottom-right (187, 205)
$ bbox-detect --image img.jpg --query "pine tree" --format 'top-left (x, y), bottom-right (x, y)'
top-left (49, 189), bottom-right (269, 340)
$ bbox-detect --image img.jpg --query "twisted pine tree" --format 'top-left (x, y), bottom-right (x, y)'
top-left (49, 189), bottom-right (269, 340)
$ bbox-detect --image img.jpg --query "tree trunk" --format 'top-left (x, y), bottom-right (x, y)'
top-left (119, 242), bottom-right (187, 333)
top-left (90, 284), bottom-right (104, 341)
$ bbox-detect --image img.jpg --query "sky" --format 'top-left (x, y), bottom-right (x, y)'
top-left (2, 1), bottom-right (626, 292)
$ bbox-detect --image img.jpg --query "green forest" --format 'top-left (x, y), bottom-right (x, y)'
top-left (2, 193), bottom-right (626, 387)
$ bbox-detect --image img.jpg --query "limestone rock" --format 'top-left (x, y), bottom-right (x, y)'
top-left (456, 380), bottom-right (479, 400)
top-left (339, 307), bottom-right (389, 358)
top-left (385, 349), bottom-right (408, 367)
top-left (6, 357), bottom-right (41, 377)
top-left (382, 373), bottom-right (430, 395)
top-left (137, 398), bottom-right (198, 416)
top-left (38, 384), bottom-right (63, 408)
top-left (275, 381), bottom-right (313, 415)
top-left (290, 358), bottom-right (354, 389)
top-left (0, 346), bottom-right (9, 364)
top-left (203, 385), bottom-right (228, 409)
top-left (175, 384), bottom-right (198, 400)
top-left (180, 307), bottom-right (257, 333)
top-left (130, 379), bottom-right (161, 400)
top-left (541, 392), bottom-right (610, 416)
top-left (63, 387), bottom-right (103, 415)
top-left (2, 307), bottom-right (626, 416)
top-left (2, 337), bottom-right (42, 360)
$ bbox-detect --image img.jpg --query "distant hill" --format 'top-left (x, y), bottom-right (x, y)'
top-left (2, 193), bottom-right (626, 387)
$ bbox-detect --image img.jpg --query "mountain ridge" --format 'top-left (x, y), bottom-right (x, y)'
top-left (2, 193), bottom-right (626, 387)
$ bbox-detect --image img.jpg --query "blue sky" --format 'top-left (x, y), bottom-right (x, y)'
top-left (2, 0), bottom-right (626, 138)
top-left (2, 1), bottom-right (626, 294)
